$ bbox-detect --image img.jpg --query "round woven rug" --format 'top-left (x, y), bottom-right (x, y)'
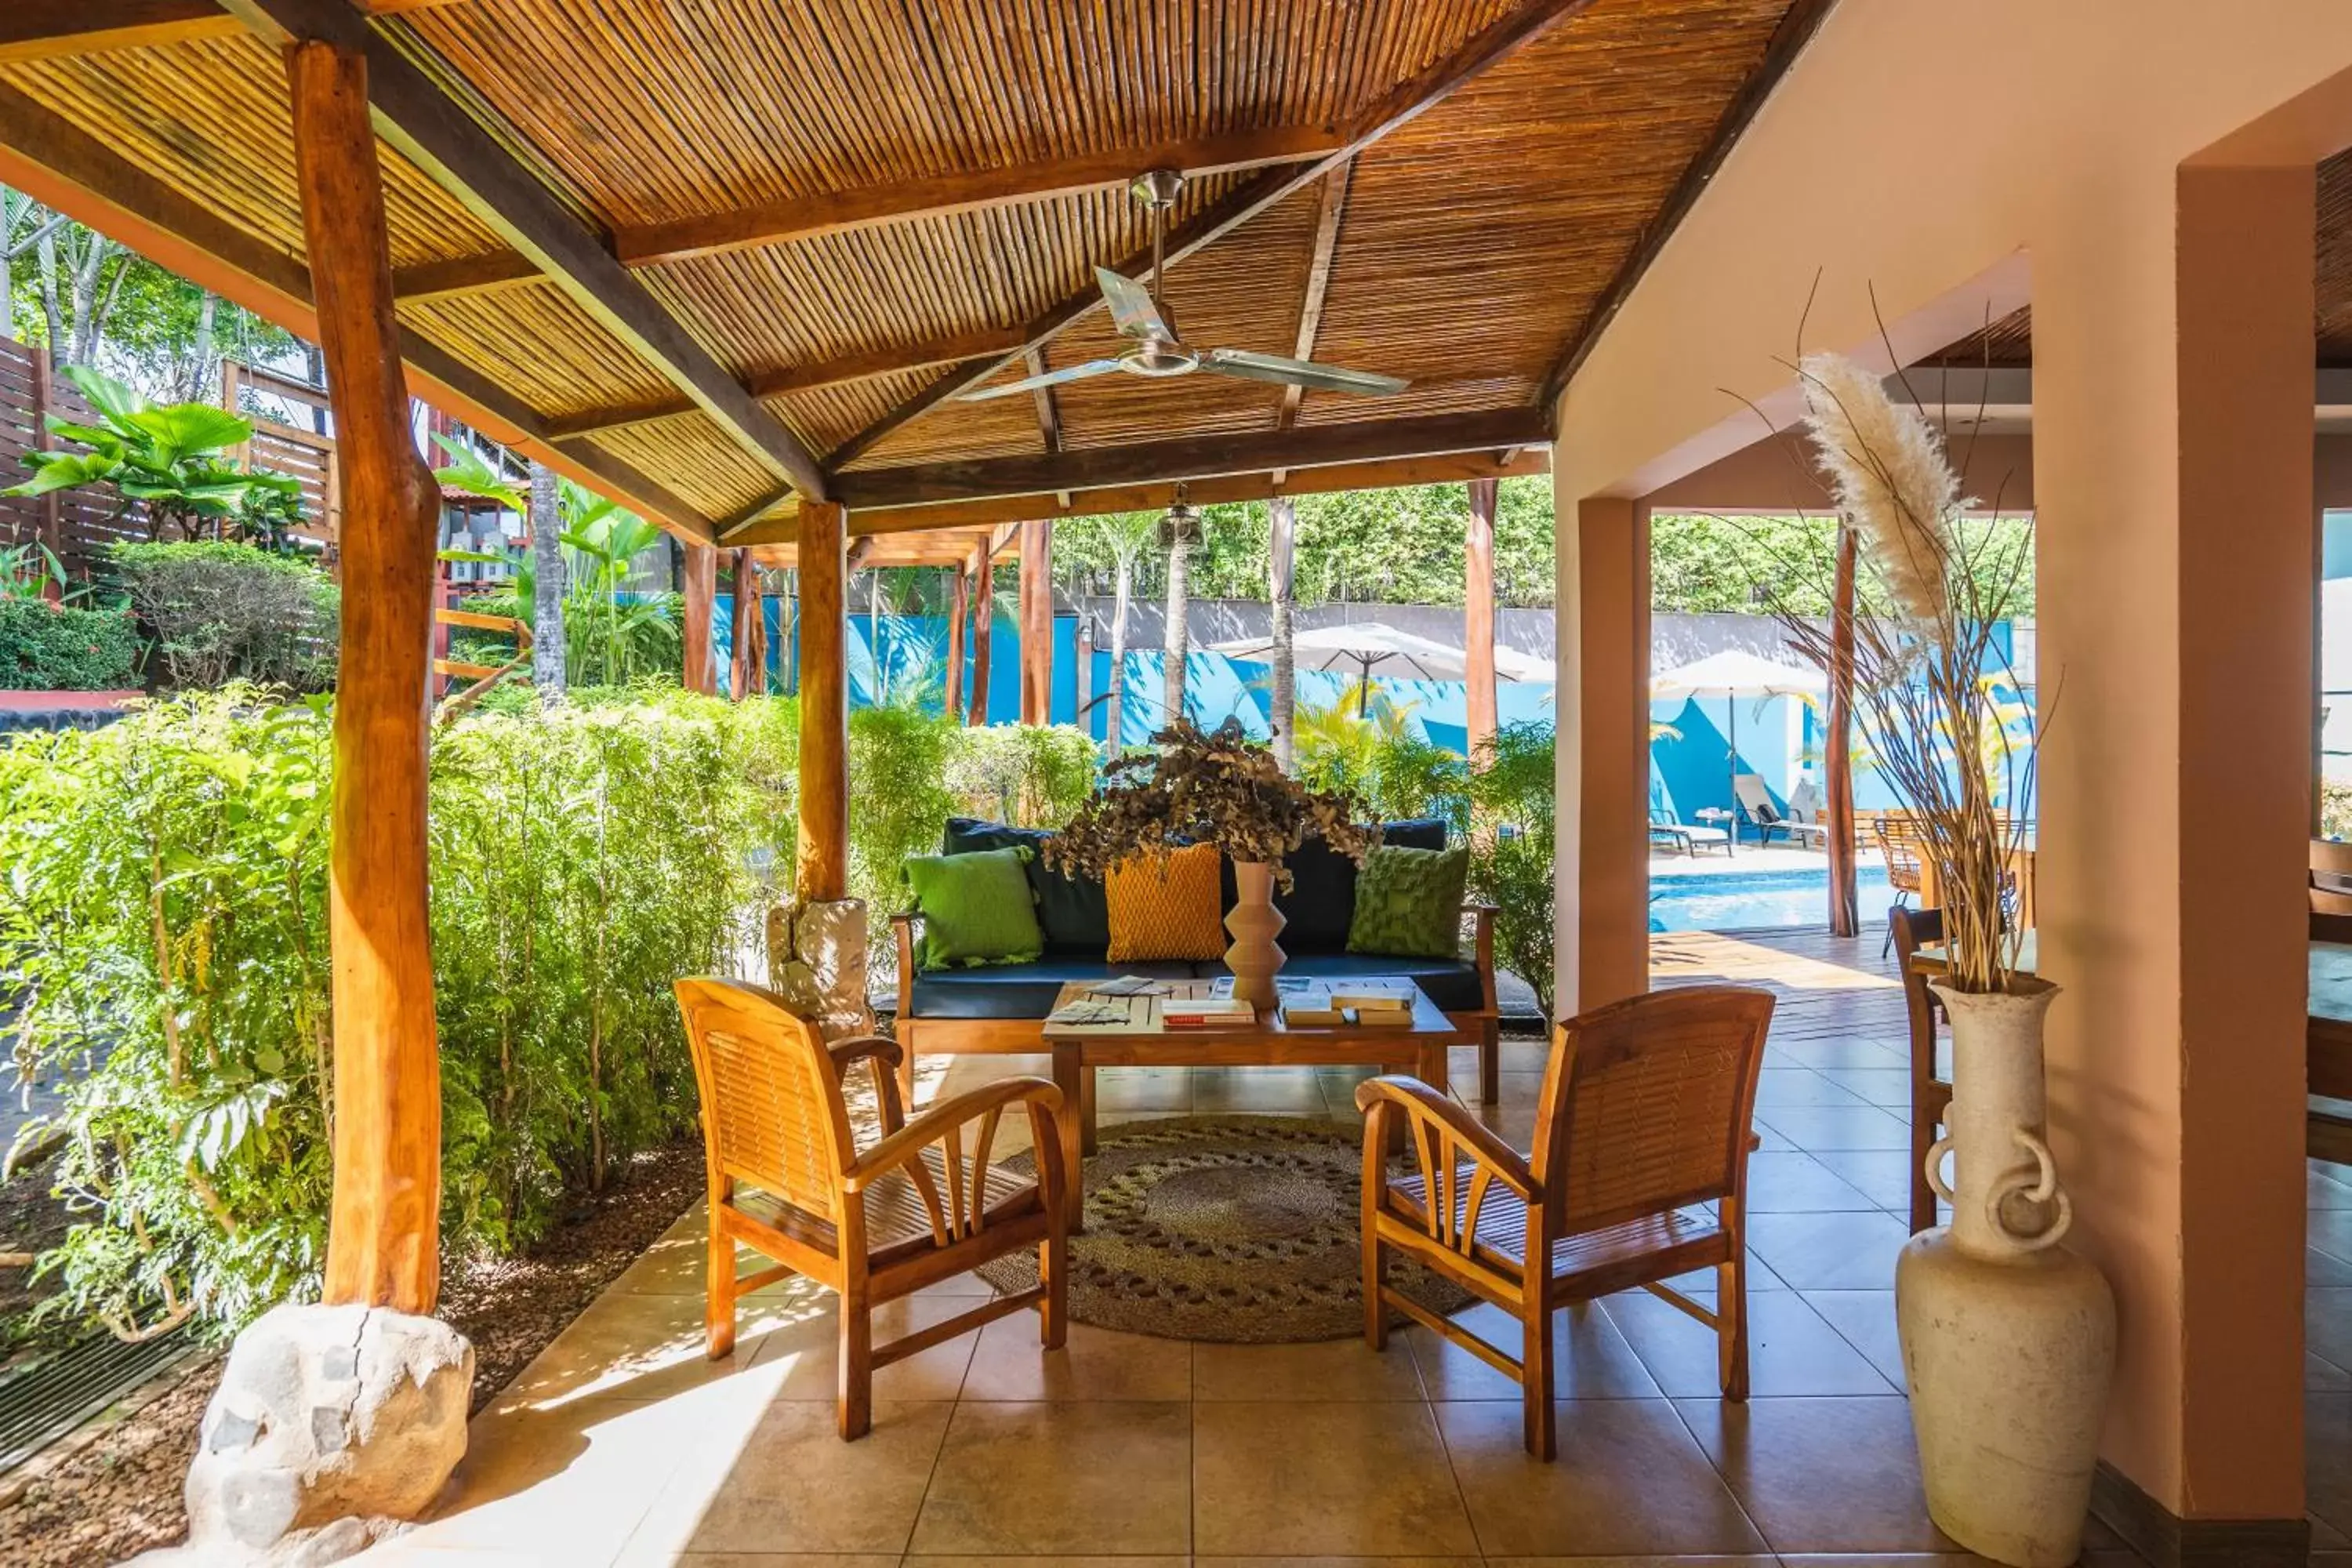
top-left (975, 1114), bottom-right (1474, 1343)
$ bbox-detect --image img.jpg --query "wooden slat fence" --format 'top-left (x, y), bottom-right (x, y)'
top-left (0, 342), bottom-right (338, 577)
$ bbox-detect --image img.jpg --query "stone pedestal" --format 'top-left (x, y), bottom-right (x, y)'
top-left (127, 1304), bottom-right (471, 1568)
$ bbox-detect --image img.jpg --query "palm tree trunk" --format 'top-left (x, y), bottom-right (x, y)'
top-left (1163, 536), bottom-right (1191, 727)
top-left (1269, 495), bottom-right (1297, 772)
top-left (37, 226), bottom-right (66, 361)
top-left (1107, 555), bottom-right (1132, 751)
top-left (529, 461), bottom-right (566, 703)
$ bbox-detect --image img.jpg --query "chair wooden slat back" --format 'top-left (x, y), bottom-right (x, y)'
top-left (675, 977), bottom-right (855, 1221)
top-left (1531, 985), bottom-right (1775, 1234)
top-left (2314, 839), bottom-right (2352, 915)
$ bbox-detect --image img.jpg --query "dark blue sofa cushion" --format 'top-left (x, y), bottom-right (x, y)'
top-left (909, 958), bottom-right (1199, 1020)
top-left (1279, 951), bottom-right (1486, 1014)
top-left (1276, 818), bottom-right (1449, 953)
top-left (943, 817), bottom-right (1109, 954)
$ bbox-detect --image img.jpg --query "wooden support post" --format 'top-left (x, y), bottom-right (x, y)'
top-left (1465, 477), bottom-right (1499, 759)
top-left (1019, 517), bottom-right (1052, 724)
top-left (944, 561), bottom-right (967, 722)
top-left (797, 500), bottom-right (848, 902)
top-left (289, 38), bottom-right (444, 1316)
top-left (1824, 524), bottom-right (1859, 936)
top-left (728, 546), bottom-right (755, 700)
top-left (971, 535), bottom-right (993, 725)
top-left (744, 559), bottom-right (767, 698)
top-left (682, 542), bottom-right (717, 694)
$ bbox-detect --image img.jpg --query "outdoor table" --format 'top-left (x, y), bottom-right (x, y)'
top-left (1040, 977), bottom-right (1456, 1232)
top-left (1909, 933), bottom-right (2352, 1142)
top-left (1695, 807), bottom-right (1738, 856)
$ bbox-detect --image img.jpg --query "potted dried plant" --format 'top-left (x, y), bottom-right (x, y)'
top-left (1045, 718), bottom-right (1373, 1006)
top-left (1762, 350), bottom-right (2112, 1568)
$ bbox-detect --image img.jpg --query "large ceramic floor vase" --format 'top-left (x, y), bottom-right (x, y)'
top-left (1224, 860), bottom-right (1287, 1009)
top-left (1896, 978), bottom-right (2117, 1568)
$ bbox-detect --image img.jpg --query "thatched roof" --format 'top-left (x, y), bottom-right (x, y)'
top-left (0, 0), bottom-right (1831, 542)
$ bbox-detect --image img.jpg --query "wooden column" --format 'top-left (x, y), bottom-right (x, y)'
top-left (682, 542), bottom-right (717, 694)
top-left (1018, 517), bottom-right (1052, 725)
top-left (1823, 524), bottom-right (1859, 936)
top-left (289, 38), bottom-right (444, 1316)
top-left (796, 500), bottom-right (848, 902)
top-left (1465, 477), bottom-right (1499, 758)
top-left (944, 561), bottom-right (967, 723)
top-left (971, 534), bottom-right (993, 725)
top-left (728, 546), bottom-right (756, 700)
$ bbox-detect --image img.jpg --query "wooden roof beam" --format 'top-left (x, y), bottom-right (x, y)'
top-left (542, 326), bottom-right (1033, 438)
top-left (821, 0), bottom-right (1602, 480)
top-left (0, 0), bottom-right (242, 62)
top-left (832, 408), bottom-right (1548, 511)
top-left (1537, 0), bottom-right (1838, 416)
top-left (220, 0), bottom-right (832, 503)
top-left (1272, 159), bottom-right (1354, 484)
top-left (611, 128), bottom-right (1353, 268)
top-left (391, 249), bottom-right (541, 303)
top-left (729, 446), bottom-right (1551, 549)
top-left (0, 80), bottom-right (722, 542)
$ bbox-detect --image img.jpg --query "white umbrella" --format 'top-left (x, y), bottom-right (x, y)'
top-left (1651, 651), bottom-right (1826, 852)
top-left (1210, 622), bottom-right (1554, 710)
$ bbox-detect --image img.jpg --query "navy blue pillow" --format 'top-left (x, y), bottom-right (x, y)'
top-left (942, 817), bottom-right (1111, 955)
top-left (1275, 818), bottom-right (1447, 954)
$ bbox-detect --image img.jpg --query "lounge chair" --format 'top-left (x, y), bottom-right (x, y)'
top-left (1732, 774), bottom-right (1827, 849)
top-left (1650, 807), bottom-right (1730, 857)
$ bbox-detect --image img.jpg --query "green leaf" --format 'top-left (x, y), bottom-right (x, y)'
top-left (60, 364), bottom-right (150, 426)
top-left (122, 405), bottom-right (253, 459)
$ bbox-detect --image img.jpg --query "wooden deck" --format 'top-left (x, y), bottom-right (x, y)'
top-left (1651, 925), bottom-right (1907, 1048)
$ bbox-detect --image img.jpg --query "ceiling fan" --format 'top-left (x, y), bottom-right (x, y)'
top-left (960, 169), bottom-right (1410, 404)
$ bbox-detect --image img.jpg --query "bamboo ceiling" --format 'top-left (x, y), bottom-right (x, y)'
top-left (0, 0), bottom-right (1827, 540)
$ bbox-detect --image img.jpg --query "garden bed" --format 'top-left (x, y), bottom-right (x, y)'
top-left (0, 1140), bottom-right (702, 1568)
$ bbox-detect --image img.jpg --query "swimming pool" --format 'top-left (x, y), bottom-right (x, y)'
top-left (1649, 864), bottom-right (1896, 933)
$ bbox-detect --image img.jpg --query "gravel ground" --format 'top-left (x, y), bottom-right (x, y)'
top-left (0, 1141), bottom-right (703, 1568)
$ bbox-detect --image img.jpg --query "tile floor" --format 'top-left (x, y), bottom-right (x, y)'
top-left (354, 931), bottom-right (2352, 1568)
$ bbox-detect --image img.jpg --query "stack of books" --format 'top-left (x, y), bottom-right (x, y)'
top-left (1276, 989), bottom-right (1415, 1028)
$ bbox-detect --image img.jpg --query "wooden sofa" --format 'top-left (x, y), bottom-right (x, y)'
top-left (888, 815), bottom-right (1504, 1104)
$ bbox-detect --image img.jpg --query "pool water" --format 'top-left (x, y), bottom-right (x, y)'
top-left (1650, 864), bottom-right (1896, 933)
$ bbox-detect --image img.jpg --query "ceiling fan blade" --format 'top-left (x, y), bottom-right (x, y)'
top-left (1201, 349), bottom-right (1408, 396)
top-left (958, 359), bottom-right (1123, 403)
top-left (1096, 267), bottom-right (1174, 342)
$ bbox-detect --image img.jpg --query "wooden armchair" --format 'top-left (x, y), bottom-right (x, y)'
top-left (1356, 984), bottom-right (1775, 1459)
top-left (673, 977), bottom-right (1068, 1439)
top-left (1888, 905), bottom-right (1952, 1233)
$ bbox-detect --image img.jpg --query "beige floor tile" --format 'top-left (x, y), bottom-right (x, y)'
top-left (1189, 1066), bottom-right (1331, 1114)
top-left (670, 1399), bottom-right (951, 1556)
top-left (1754, 1069), bottom-right (1869, 1109)
top-left (1769, 1036), bottom-right (1910, 1073)
top-left (2314, 1392), bottom-right (2352, 1542)
top-left (1192, 1336), bottom-right (1426, 1400)
top-left (1801, 1288), bottom-right (1910, 1386)
top-left (1407, 1301), bottom-right (1661, 1401)
top-left (1677, 1393), bottom-right (1951, 1554)
top-left (1752, 1103), bottom-right (1911, 1152)
top-left (1602, 1290), bottom-right (1893, 1398)
top-left (1094, 1067), bottom-right (1191, 1111)
top-left (1192, 1400), bottom-right (1478, 1556)
top-left (1746, 1208), bottom-right (1911, 1290)
top-left (909, 1401), bottom-right (1192, 1554)
top-left (959, 1316), bottom-right (1192, 1401)
top-left (1436, 1397), bottom-right (1766, 1556)
top-left (1744, 1150), bottom-right (1882, 1213)
top-left (492, 1284), bottom-right (821, 1410)
top-left (1804, 1148), bottom-right (1917, 1210)
top-left (750, 1294), bottom-right (981, 1403)
top-left (1811, 1065), bottom-right (1915, 1108)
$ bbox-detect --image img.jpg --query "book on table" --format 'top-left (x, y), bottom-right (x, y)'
top-left (1159, 996), bottom-right (1254, 1029)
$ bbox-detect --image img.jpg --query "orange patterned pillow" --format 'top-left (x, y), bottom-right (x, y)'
top-left (1105, 844), bottom-right (1226, 963)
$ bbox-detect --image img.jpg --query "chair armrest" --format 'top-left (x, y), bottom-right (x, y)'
top-left (1355, 1074), bottom-right (1535, 1199)
top-left (844, 1076), bottom-right (1066, 1195)
top-left (888, 911), bottom-right (919, 1018)
top-left (829, 1034), bottom-right (907, 1134)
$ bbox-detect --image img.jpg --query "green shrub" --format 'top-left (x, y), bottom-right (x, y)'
top-left (1466, 720), bottom-right (1557, 1018)
top-left (849, 706), bottom-right (955, 920)
top-left (0, 600), bottom-right (139, 691)
top-left (942, 723), bottom-right (1098, 827)
top-left (112, 542), bottom-right (337, 691)
top-left (0, 687), bottom-right (781, 1336)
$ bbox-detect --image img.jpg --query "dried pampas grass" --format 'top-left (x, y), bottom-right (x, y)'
top-left (1798, 351), bottom-right (1957, 621)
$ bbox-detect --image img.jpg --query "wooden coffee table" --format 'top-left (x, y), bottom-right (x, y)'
top-left (1040, 977), bottom-right (1456, 1232)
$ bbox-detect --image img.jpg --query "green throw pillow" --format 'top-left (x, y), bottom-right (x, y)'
top-left (1346, 842), bottom-right (1469, 960)
top-left (902, 845), bottom-right (1044, 969)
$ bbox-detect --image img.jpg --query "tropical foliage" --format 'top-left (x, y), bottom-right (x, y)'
top-left (2, 366), bottom-right (307, 550)
top-left (1466, 720), bottom-right (1559, 1018)
top-left (1293, 682), bottom-right (1470, 829)
top-left (942, 722), bottom-right (1098, 829)
top-left (111, 542), bottom-right (337, 691)
top-left (0, 598), bottom-right (138, 691)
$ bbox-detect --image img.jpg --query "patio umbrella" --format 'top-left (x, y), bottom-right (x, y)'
top-left (1650, 650), bottom-right (1827, 851)
top-left (1209, 620), bottom-right (1555, 713)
